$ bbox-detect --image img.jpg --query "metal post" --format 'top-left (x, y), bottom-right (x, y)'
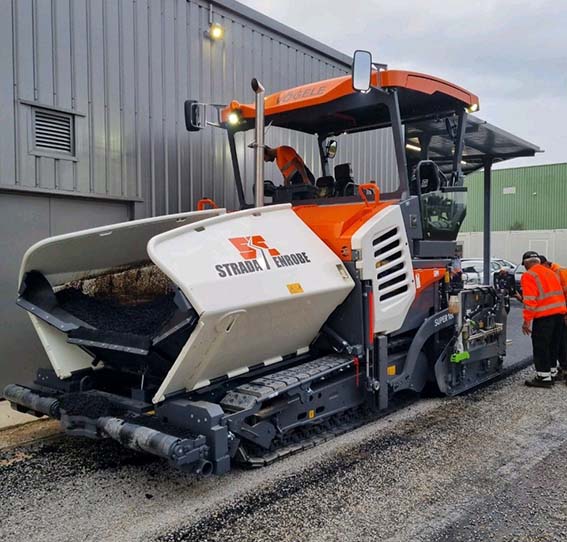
top-left (227, 131), bottom-right (247, 209)
top-left (483, 157), bottom-right (493, 285)
top-left (377, 335), bottom-right (388, 410)
top-left (251, 78), bottom-right (265, 208)
top-left (452, 110), bottom-right (467, 186)
top-left (387, 91), bottom-right (409, 200)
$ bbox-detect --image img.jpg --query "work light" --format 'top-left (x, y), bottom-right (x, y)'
top-left (206, 22), bottom-right (224, 41)
top-left (227, 111), bottom-right (240, 126)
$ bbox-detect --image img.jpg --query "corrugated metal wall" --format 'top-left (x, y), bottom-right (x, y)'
top-left (0, 0), bottom-right (397, 390)
top-left (462, 163), bottom-right (567, 232)
top-left (0, 0), bottom-right (397, 216)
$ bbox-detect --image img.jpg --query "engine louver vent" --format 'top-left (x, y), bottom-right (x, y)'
top-left (373, 226), bottom-right (409, 302)
top-left (33, 109), bottom-right (74, 154)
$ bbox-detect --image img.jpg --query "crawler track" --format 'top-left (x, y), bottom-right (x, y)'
top-left (236, 354), bottom-right (533, 469)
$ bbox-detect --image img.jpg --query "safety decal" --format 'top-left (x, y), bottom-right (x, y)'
top-left (287, 283), bottom-right (304, 295)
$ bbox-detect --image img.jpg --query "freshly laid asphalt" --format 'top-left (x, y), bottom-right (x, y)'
top-left (2, 303), bottom-right (567, 542)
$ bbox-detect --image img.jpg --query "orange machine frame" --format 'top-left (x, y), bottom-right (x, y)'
top-left (221, 70), bottom-right (479, 124)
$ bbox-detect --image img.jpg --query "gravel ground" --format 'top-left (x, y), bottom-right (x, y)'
top-left (3, 305), bottom-right (565, 542)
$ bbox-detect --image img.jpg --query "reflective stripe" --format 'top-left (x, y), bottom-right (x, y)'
top-left (530, 302), bottom-right (567, 313)
top-left (525, 269), bottom-right (564, 299)
top-left (280, 159), bottom-right (296, 175)
top-left (527, 269), bottom-right (545, 296)
top-left (538, 290), bottom-right (563, 300)
top-left (283, 167), bottom-right (298, 182)
top-left (279, 153), bottom-right (310, 185)
top-left (523, 291), bottom-right (562, 301)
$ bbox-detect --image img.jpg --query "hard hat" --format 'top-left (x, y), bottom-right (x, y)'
top-left (522, 251), bottom-right (539, 262)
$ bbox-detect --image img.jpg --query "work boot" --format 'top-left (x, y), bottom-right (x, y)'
top-left (525, 376), bottom-right (553, 389)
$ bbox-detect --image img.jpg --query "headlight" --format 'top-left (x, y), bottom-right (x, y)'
top-left (227, 111), bottom-right (240, 126)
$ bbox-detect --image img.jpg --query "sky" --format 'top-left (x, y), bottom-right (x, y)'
top-left (239, 0), bottom-right (566, 168)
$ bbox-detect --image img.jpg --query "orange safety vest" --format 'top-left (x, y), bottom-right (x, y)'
top-left (550, 262), bottom-right (567, 301)
top-left (521, 263), bottom-right (567, 321)
top-left (275, 146), bottom-right (309, 185)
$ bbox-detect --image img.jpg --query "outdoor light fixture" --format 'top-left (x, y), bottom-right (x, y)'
top-left (206, 22), bottom-right (224, 40)
top-left (466, 103), bottom-right (479, 113)
top-left (405, 143), bottom-right (422, 152)
top-left (227, 111), bottom-right (240, 126)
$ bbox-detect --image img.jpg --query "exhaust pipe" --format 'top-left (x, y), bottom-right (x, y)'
top-left (251, 78), bottom-right (265, 208)
top-left (3, 384), bottom-right (60, 419)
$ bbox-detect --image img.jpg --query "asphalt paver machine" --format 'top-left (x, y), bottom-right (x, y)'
top-left (4, 52), bottom-right (509, 475)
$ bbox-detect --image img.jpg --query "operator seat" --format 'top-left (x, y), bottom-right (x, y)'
top-left (416, 161), bottom-right (442, 194)
top-left (315, 176), bottom-right (335, 197)
top-left (334, 163), bottom-right (356, 196)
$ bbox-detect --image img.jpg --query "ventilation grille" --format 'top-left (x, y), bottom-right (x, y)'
top-left (33, 109), bottom-right (74, 154)
top-left (373, 226), bottom-right (409, 302)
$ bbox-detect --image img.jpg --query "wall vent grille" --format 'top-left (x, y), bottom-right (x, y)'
top-left (373, 226), bottom-right (409, 302)
top-left (33, 109), bottom-right (74, 154)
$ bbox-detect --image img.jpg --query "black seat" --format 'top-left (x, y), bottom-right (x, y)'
top-left (315, 176), bottom-right (335, 197)
top-left (334, 163), bottom-right (356, 196)
top-left (415, 160), bottom-right (445, 194)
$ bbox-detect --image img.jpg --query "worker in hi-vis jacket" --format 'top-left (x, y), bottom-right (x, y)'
top-left (520, 251), bottom-right (567, 388)
top-left (264, 145), bottom-right (315, 186)
top-left (539, 254), bottom-right (567, 382)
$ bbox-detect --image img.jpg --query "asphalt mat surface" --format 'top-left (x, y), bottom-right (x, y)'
top-left (2, 304), bottom-right (566, 542)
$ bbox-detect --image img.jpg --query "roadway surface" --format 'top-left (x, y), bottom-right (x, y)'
top-left (2, 303), bottom-right (567, 542)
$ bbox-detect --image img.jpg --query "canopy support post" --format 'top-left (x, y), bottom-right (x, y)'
top-left (452, 110), bottom-right (467, 186)
top-left (482, 157), bottom-right (493, 285)
top-left (387, 90), bottom-right (409, 199)
top-left (228, 131), bottom-right (247, 209)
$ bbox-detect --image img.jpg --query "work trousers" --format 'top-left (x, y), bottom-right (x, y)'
top-left (558, 319), bottom-right (567, 370)
top-left (532, 314), bottom-right (564, 373)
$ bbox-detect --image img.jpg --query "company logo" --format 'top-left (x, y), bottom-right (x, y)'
top-left (230, 235), bottom-right (280, 262)
top-left (215, 235), bottom-right (312, 278)
top-left (277, 85), bottom-right (327, 104)
top-left (434, 313), bottom-right (455, 327)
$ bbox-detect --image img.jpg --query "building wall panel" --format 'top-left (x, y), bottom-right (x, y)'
top-left (462, 163), bottom-right (567, 232)
top-left (458, 229), bottom-right (567, 265)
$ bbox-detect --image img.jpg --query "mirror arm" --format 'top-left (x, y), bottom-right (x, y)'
top-left (317, 134), bottom-right (330, 177)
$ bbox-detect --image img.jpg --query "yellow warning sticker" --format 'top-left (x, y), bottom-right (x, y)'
top-left (287, 283), bottom-right (304, 294)
top-left (387, 365), bottom-right (397, 376)
top-left (308, 409), bottom-right (315, 419)
top-left (336, 264), bottom-right (350, 280)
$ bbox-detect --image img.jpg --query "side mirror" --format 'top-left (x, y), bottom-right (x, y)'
top-left (184, 100), bottom-right (205, 131)
top-left (326, 139), bottom-right (337, 159)
top-left (352, 50), bottom-right (372, 92)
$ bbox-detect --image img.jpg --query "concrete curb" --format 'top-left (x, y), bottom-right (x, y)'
top-left (0, 399), bottom-right (44, 431)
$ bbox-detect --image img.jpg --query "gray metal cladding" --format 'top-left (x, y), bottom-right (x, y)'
top-left (0, 0), bottom-right (397, 217)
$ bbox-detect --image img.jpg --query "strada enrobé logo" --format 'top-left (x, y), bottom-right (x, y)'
top-left (215, 235), bottom-right (312, 278)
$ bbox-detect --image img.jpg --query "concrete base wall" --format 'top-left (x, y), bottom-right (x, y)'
top-left (458, 229), bottom-right (567, 264)
top-left (0, 193), bottom-right (130, 392)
